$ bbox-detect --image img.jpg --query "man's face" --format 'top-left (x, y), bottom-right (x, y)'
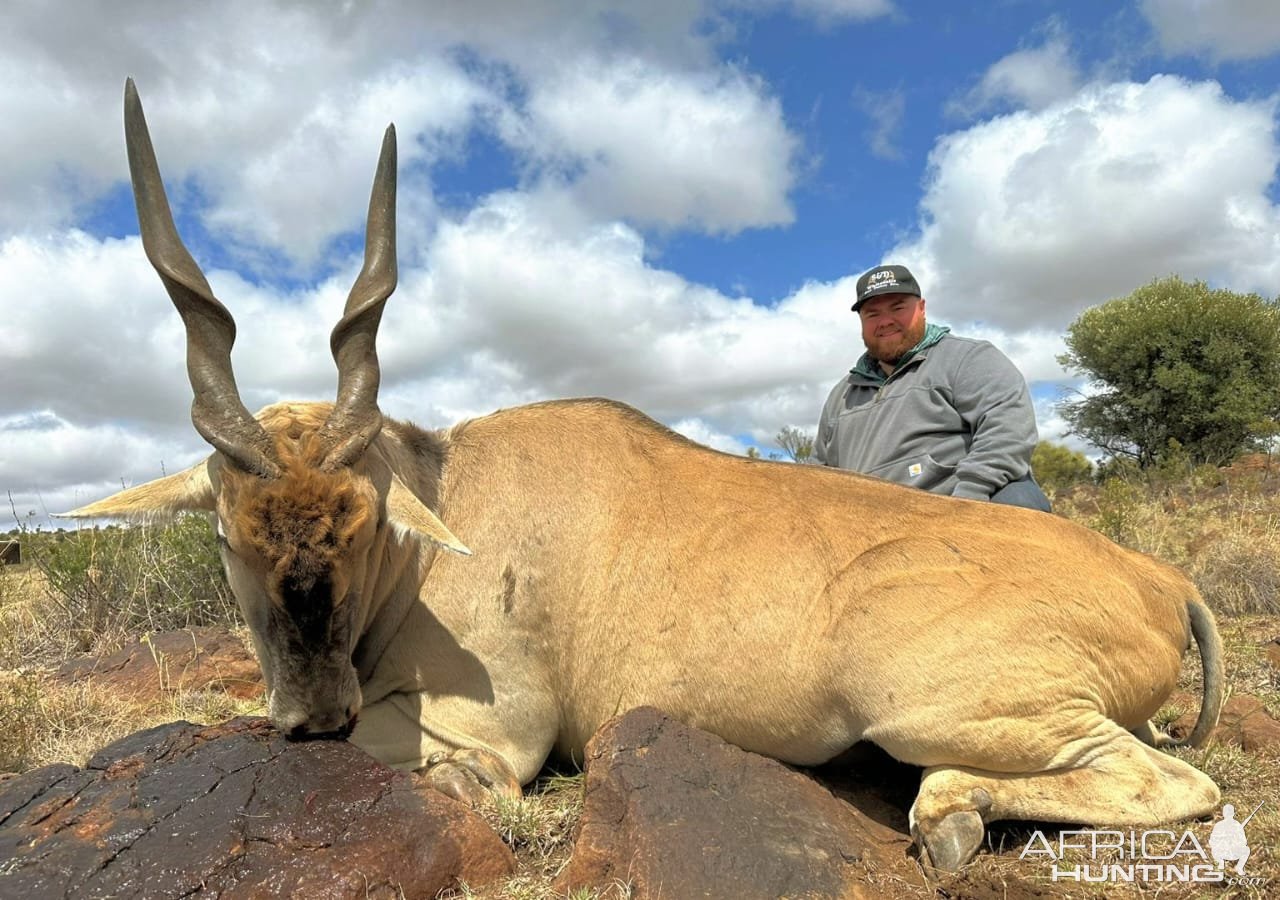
top-left (859, 293), bottom-right (926, 362)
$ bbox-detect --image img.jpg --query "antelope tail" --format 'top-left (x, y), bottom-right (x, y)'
top-left (1173, 599), bottom-right (1224, 749)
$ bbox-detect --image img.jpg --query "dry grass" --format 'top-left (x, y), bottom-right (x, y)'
top-left (1056, 470), bottom-right (1280, 615)
top-left (0, 662), bottom-right (265, 773)
top-left (485, 773), bottom-right (585, 861)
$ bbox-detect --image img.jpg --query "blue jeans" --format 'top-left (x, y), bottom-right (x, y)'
top-left (990, 474), bottom-right (1052, 512)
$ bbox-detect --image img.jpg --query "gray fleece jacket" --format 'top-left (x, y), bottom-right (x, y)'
top-left (813, 332), bottom-right (1037, 499)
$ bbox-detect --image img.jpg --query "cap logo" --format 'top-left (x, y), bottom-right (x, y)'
top-left (853, 264), bottom-right (918, 310)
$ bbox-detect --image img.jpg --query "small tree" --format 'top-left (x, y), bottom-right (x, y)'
top-left (1030, 441), bottom-right (1093, 492)
top-left (775, 426), bottom-right (816, 464)
top-left (1058, 276), bottom-right (1280, 467)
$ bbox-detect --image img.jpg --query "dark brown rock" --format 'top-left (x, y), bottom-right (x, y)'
top-left (53, 627), bottom-right (264, 701)
top-left (554, 707), bottom-right (920, 900)
top-left (1168, 691), bottom-right (1280, 753)
top-left (0, 717), bottom-right (514, 898)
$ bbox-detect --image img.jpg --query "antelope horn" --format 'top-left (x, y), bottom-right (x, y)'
top-left (124, 79), bottom-right (281, 478)
top-left (318, 124), bottom-right (397, 471)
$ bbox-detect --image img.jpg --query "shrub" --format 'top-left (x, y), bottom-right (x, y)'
top-left (1030, 441), bottom-right (1093, 493)
top-left (1058, 276), bottom-right (1280, 467)
top-left (3, 515), bottom-right (236, 667)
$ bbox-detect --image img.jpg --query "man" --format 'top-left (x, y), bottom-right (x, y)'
top-left (814, 264), bottom-right (1050, 511)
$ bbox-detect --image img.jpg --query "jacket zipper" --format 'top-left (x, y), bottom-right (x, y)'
top-left (871, 353), bottom-right (927, 401)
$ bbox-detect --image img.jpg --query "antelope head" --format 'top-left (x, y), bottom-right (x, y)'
top-left (64, 80), bottom-right (467, 739)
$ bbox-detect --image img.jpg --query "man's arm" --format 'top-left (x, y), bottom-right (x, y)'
top-left (813, 379), bottom-right (845, 467)
top-left (948, 342), bottom-right (1037, 499)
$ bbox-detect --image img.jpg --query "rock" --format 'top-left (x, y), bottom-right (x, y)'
top-left (1168, 691), bottom-right (1280, 753)
top-left (53, 627), bottom-right (264, 701)
top-left (1217, 695), bottom-right (1280, 753)
top-left (0, 717), bottom-right (514, 898)
top-left (554, 706), bottom-right (920, 900)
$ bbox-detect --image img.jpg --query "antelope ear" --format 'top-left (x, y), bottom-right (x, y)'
top-left (56, 461), bottom-right (215, 522)
top-left (385, 473), bottom-right (470, 556)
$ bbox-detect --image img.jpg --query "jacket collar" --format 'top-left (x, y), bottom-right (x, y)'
top-left (850, 323), bottom-right (951, 383)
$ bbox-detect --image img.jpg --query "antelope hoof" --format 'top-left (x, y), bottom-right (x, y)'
top-left (915, 809), bottom-right (985, 872)
top-left (419, 747), bottom-right (521, 807)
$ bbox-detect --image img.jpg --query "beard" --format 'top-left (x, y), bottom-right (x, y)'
top-left (864, 316), bottom-right (927, 364)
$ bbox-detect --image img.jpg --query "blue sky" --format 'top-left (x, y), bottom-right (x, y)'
top-left (4, 0), bottom-right (1280, 529)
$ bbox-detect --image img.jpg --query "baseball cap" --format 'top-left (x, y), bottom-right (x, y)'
top-left (853, 264), bottom-right (922, 311)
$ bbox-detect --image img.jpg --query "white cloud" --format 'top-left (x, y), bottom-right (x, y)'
top-left (0, 233), bottom-right (190, 430)
top-left (892, 75), bottom-right (1280, 332)
top-left (853, 87), bottom-right (906, 161)
top-left (1031, 397), bottom-right (1097, 457)
top-left (0, 414), bottom-right (200, 497)
top-left (12, 0), bottom-right (1205, 533)
top-left (737, 0), bottom-right (896, 24)
top-left (0, 410), bottom-right (209, 530)
top-left (0, 1), bottom-right (801, 260)
top-left (950, 29), bottom-right (1081, 116)
top-left (0, 0), bottom-right (848, 532)
top-left (513, 57), bottom-right (797, 232)
top-left (201, 62), bottom-right (494, 270)
top-left (1141, 0), bottom-right (1280, 61)
top-left (670, 418), bottom-right (749, 454)
top-left (793, 0), bottom-right (893, 18)
top-left (371, 190), bottom-right (851, 426)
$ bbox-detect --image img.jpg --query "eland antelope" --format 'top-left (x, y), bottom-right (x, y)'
top-left (68, 80), bottom-right (1225, 872)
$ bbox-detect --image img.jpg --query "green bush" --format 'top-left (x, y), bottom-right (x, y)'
top-left (7, 515), bottom-right (237, 664)
top-left (1058, 276), bottom-right (1280, 467)
top-left (1090, 477), bottom-right (1153, 545)
top-left (1030, 441), bottom-right (1093, 493)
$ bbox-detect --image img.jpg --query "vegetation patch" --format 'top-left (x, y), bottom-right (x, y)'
top-left (1, 514), bottom-right (235, 668)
